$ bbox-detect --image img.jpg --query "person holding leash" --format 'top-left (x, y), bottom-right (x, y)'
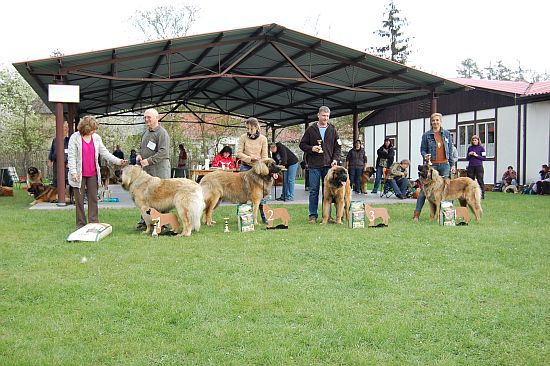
top-left (68, 116), bottom-right (127, 229)
top-left (135, 108), bottom-right (171, 229)
top-left (413, 112), bottom-right (456, 222)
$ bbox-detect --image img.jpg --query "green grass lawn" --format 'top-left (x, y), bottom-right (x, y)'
top-left (1, 188), bottom-right (549, 365)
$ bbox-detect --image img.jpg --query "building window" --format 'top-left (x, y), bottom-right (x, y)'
top-left (477, 121), bottom-right (495, 158)
top-left (457, 123), bottom-right (475, 158)
top-left (387, 135), bottom-right (397, 158)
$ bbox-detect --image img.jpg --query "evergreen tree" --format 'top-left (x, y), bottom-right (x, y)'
top-left (456, 58), bottom-right (482, 79)
top-left (368, 0), bottom-right (413, 64)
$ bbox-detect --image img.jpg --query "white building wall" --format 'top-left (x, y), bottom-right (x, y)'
top-left (410, 118), bottom-right (425, 179)
top-left (364, 126), bottom-right (375, 167)
top-left (525, 101), bottom-right (550, 182)
top-left (477, 109), bottom-right (495, 119)
top-left (495, 105), bottom-right (519, 183)
top-left (441, 114), bottom-right (455, 131)
top-left (386, 122), bottom-right (397, 136)
top-left (458, 112), bottom-right (474, 122)
top-left (397, 120), bottom-right (410, 164)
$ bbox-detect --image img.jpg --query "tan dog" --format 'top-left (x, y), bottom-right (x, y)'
top-left (121, 165), bottom-right (204, 237)
top-left (360, 166), bottom-right (375, 193)
top-left (0, 186), bottom-right (14, 197)
top-left (146, 208), bottom-right (180, 235)
top-left (364, 204), bottom-right (390, 227)
top-left (418, 164), bottom-right (482, 222)
top-left (200, 158), bottom-right (281, 226)
top-left (322, 165), bottom-right (351, 224)
top-left (262, 204), bottom-right (290, 228)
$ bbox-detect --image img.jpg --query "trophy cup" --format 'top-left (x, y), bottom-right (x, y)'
top-left (317, 139), bottom-right (324, 154)
top-left (223, 217), bottom-right (230, 233)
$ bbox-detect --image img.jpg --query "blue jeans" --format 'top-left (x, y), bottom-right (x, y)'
top-left (282, 162), bottom-right (298, 200)
top-left (390, 177), bottom-right (409, 196)
top-left (308, 166), bottom-right (330, 218)
top-left (415, 162), bottom-right (450, 212)
top-left (349, 167), bottom-right (363, 193)
top-left (372, 165), bottom-right (384, 193)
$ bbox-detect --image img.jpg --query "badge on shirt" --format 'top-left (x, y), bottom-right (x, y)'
top-left (64, 149), bottom-right (68, 154)
top-left (481, 151), bottom-right (486, 156)
top-left (337, 139), bottom-right (342, 146)
top-left (147, 141), bottom-right (157, 150)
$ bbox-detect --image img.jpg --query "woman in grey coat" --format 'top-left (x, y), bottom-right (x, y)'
top-left (68, 116), bottom-right (126, 229)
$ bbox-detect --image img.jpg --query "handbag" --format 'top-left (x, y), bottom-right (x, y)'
top-left (379, 158), bottom-right (389, 168)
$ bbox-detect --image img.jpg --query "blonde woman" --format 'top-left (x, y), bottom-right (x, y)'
top-left (236, 117), bottom-right (270, 223)
top-left (68, 116), bottom-right (126, 229)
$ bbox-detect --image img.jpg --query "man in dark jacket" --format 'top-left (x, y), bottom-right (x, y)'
top-left (299, 106), bottom-right (342, 224)
top-left (47, 122), bottom-right (69, 187)
top-left (270, 142), bottom-right (299, 201)
top-left (345, 140), bottom-right (367, 194)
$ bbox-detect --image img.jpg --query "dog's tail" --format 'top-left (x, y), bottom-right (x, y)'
top-left (189, 186), bottom-right (205, 232)
top-left (473, 181), bottom-right (483, 216)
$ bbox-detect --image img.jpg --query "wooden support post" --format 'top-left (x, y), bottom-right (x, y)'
top-left (55, 102), bottom-right (66, 206)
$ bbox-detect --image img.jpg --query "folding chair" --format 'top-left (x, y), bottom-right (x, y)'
top-left (8, 167), bottom-right (24, 188)
top-left (380, 168), bottom-right (395, 198)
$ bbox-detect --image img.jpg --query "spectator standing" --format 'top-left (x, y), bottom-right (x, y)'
top-left (345, 139), bottom-right (367, 194)
top-left (466, 135), bottom-right (486, 199)
top-left (178, 144), bottom-right (188, 169)
top-left (113, 145), bottom-right (124, 160)
top-left (112, 145), bottom-right (125, 178)
top-left (47, 122), bottom-right (69, 187)
top-left (270, 142), bottom-right (299, 201)
top-left (299, 106), bottom-right (342, 224)
top-left (371, 138), bottom-right (394, 194)
top-left (129, 149), bottom-right (137, 165)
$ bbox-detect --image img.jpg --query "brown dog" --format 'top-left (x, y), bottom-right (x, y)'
top-left (322, 165), bottom-right (351, 224)
top-left (27, 167), bottom-right (43, 189)
top-left (27, 183), bottom-right (62, 205)
top-left (418, 164), bottom-right (482, 222)
top-left (360, 166), bottom-right (375, 193)
top-left (200, 158), bottom-right (280, 226)
top-left (121, 165), bottom-right (204, 237)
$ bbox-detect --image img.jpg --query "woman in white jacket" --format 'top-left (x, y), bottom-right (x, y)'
top-left (68, 116), bottom-right (126, 229)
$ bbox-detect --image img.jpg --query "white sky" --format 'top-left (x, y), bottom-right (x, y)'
top-left (1, 0), bottom-right (548, 78)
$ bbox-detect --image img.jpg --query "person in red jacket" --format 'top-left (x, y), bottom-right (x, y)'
top-left (211, 146), bottom-right (235, 170)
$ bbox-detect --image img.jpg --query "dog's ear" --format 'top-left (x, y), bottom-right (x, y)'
top-left (253, 160), bottom-right (269, 176)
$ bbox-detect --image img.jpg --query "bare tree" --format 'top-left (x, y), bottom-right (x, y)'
top-left (131, 4), bottom-right (200, 40)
